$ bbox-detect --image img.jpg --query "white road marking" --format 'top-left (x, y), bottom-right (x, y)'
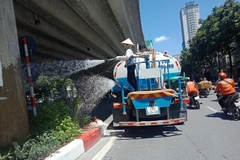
top-left (92, 136), bottom-right (117, 160)
top-left (206, 106), bottom-right (218, 112)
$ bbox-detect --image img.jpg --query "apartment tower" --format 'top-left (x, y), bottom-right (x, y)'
top-left (180, 1), bottom-right (200, 49)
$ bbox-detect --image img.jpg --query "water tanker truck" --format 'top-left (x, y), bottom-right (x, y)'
top-left (110, 50), bottom-right (189, 127)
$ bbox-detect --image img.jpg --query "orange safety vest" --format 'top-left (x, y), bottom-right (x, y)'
top-left (215, 78), bottom-right (236, 95)
top-left (187, 81), bottom-right (199, 94)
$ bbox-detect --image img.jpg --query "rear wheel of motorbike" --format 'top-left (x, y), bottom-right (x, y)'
top-left (233, 108), bottom-right (240, 120)
top-left (196, 101), bottom-right (200, 109)
top-left (204, 94), bottom-right (208, 98)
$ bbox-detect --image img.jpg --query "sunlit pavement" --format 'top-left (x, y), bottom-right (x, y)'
top-left (80, 91), bottom-right (240, 160)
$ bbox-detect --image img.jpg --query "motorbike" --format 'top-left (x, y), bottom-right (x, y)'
top-left (217, 92), bottom-right (240, 120)
top-left (199, 89), bottom-right (210, 98)
top-left (198, 80), bottom-right (212, 98)
top-left (189, 93), bottom-right (201, 109)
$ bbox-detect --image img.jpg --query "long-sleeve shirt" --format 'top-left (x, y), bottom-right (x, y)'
top-left (125, 49), bottom-right (135, 66)
top-left (115, 49), bottom-right (135, 66)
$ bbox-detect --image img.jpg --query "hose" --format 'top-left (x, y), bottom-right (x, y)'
top-left (104, 58), bottom-right (116, 62)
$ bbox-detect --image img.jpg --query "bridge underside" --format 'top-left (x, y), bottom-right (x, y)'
top-left (14, 0), bottom-right (146, 76)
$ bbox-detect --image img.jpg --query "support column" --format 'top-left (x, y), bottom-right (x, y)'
top-left (0, 0), bottom-right (29, 147)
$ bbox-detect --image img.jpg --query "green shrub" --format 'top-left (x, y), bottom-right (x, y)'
top-left (30, 100), bottom-right (70, 133)
top-left (1, 85), bottom-right (92, 159)
top-left (5, 116), bottom-right (82, 160)
top-left (0, 100), bottom-right (84, 160)
top-left (55, 116), bottom-right (82, 142)
top-left (71, 96), bottom-right (92, 127)
top-left (0, 150), bottom-right (13, 160)
top-left (34, 76), bottom-right (73, 98)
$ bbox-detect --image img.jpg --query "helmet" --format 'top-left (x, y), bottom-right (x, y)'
top-left (219, 72), bottom-right (226, 79)
top-left (121, 38), bottom-right (135, 46)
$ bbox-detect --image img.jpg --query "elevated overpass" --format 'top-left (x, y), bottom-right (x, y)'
top-left (0, 0), bottom-right (146, 147)
top-left (15, 0), bottom-right (146, 61)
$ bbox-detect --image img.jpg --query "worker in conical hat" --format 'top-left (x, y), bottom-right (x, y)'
top-left (120, 38), bottom-right (135, 47)
top-left (115, 38), bottom-right (138, 91)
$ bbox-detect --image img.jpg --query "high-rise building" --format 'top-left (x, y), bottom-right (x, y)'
top-left (180, 1), bottom-right (200, 49)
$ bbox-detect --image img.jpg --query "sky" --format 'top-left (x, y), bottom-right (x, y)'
top-left (139, 0), bottom-right (227, 55)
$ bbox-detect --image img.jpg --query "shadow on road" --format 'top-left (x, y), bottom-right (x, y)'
top-left (91, 98), bottom-right (113, 122)
top-left (205, 112), bottom-right (235, 120)
top-left (105, 122), bottom-right (182, 140)
top-left (187, 106), bottom-right (200, 110)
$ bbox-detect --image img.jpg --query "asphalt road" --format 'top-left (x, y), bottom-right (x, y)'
top-left (80, 91), bottom-right (240, 160)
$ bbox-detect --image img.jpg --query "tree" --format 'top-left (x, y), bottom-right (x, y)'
top-left (183, 0), bottom-right (240, 77)
top-left (217, 0), bottom-right (240, 77)
top-left (180, 48), bottom-right (193, 76)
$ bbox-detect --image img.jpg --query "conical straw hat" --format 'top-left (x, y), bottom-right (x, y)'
top-left (120, 38), bottom-right (134, 46)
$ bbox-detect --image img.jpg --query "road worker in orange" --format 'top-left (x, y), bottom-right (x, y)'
top-left (214, 72), bottom-right (236, 110)
top-left (186, 77), bottom-right (199, 97)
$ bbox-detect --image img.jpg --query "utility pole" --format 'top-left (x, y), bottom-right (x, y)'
top-left (0, 0), bottom-right (29, 147)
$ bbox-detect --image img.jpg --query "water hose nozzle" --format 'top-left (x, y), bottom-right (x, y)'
top-left (105, 58), bottom-right (116, 62)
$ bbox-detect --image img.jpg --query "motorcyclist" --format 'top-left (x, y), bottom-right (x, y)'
top-left (214, 71), bottom-right (224, 86)
top-left (186, 78), bottom-right (199, 107)
top-left (186, 77), bottom-right (199, 97)
top-left (214, 72), bottom-right (236, 111)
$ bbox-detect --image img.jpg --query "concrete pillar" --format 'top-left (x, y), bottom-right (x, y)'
top-left (0, 0), bottom-right (29, 147)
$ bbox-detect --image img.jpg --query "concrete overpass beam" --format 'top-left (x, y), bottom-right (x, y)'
top-left (108, 0), bottom-right (146, 49)
top-left (15, 0), bottom-right (118, 58)
top-left (128, 0), bottom-right (146, 47)
top-left (107, 0), bottom-right (136, 44)
top-left (17, 27), bottom-right (100, 60)
top-left (65, 0), bottom-right (125, 56)
top-left (14, 2), bottom-right (106, 60)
